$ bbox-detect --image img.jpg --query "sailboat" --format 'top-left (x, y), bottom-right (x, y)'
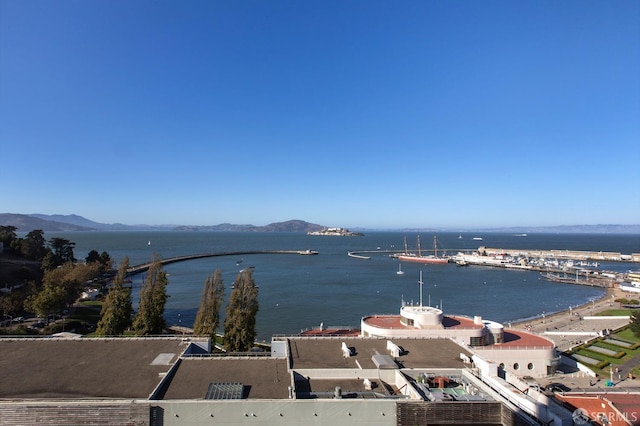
top-left (397, 234), bottom-right (450, 264)
top-left (397, 263), bottom-right (405, 275)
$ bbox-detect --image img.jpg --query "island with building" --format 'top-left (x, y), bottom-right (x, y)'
top-left (307, 227), bottom-right (364, 236)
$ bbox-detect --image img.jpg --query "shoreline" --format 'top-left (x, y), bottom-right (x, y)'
top-left (510, 286), bottom-right (629, 333)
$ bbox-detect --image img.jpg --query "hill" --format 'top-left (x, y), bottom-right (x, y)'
top-left (0, 214), bottom-right (93, 232)
top-left (2, 213), bottom-right (638, 234)
top-left (173, 219), bottom-right (324, 232)
top-left (0, 214), bottom-right (325, 233)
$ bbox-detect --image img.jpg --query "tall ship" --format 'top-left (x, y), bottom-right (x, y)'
top-left (396, 234), bottom-right (450, 264)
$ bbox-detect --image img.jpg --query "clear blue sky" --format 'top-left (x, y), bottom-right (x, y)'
top-left (1, 1), bottom-right (638, 229)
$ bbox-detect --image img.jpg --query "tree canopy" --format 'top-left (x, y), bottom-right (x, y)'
top-left (42, 237), bottom-right (76, 271)
top-left (132, 257), bottom-right (169, 335)
top-left (223, 269), bottom-right (259, 352)
top-left (20, 230), bottom-right (47, 261)
top-left (96, 257), bottom-right (133, 336)
top-left (25, 262), bottom-right (101, 319)
top-left (631, 311), bottom-right (640, 338)
top-left (85, 249), bottom-right (112, 275)
top-left (0, 225), bottom-right (18, 250)
top-left (193, 269), bottom-right (225, 339)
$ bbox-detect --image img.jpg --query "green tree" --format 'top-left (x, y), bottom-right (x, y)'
top-left (132, 257), bottom-right (169, 335)
top-left (46, 262), bottom-right (101, 304)
top-left (96, 257), bottom-right (133, 336)
top-left (0, 225), bottom-right (18, 253)
top-left (41, 251), bottom-right (57, 272)
top-left (99, 251), bottom-right (112, 272)
top-left (85, 249), bottom-right (101, 264)
top-left (85, 249), bottom-right (112, 274)
top-left (19, 229), bottom-right (47, 261)
top-left (42, 237), bottom-right (76, 271)
top-left (25, 281), bottom-right (66, 319)
top-left (193, 269), bottom-right (225, 338)
top-left (630, 311), bottom-right (640, 338)
top-left (223, 269), bottom-right (259, 352)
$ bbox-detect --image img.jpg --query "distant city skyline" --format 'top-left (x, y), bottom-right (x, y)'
top-left (1, 1), bottom-right (638, 229)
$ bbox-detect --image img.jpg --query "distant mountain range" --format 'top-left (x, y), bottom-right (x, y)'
top-left (0, 213), bottom-right (326, 233)
top-left (1, 213), bottom-right (639, 234)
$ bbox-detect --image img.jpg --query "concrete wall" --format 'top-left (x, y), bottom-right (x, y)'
top-left (152, 399), bottom-right (398, 426)
top-left (474, 346), bottom-right (557, 378)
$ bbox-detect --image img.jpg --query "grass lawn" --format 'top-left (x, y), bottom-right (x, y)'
top-left (596, 309), bottom-right (634, 316)
top-left (571, 326), bottom-right (640, 376)
top-left (44, 301), bottom-right (104, 334)
top-left (71, 301), bottom-right (103, 323)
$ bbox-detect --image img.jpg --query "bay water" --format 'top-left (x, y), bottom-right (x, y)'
top-left (46, 231), bottom-right (639, 341)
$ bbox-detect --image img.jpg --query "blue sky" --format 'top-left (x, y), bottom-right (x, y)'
top-left (1, 1), bottom-right (638, 229)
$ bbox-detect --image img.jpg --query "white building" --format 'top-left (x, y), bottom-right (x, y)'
top-left (361, 301), bottom-right (560, 379)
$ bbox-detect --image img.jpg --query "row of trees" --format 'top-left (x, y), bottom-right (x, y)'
top-left (2, 225), bottom-right (259, 348)
top-left (96, 260), bottom-right (259, 351)
top-left (1, 226), bottom-right (113, 319)
top-left (192, 268), bottom-right (260, 352)
top-left (0, 226), bottom-right (111, 273)
top-left (96, 256), bottom-right (169, 336)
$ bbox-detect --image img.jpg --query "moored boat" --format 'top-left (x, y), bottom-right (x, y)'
top-left (396, 235), bottom-right (450, 264)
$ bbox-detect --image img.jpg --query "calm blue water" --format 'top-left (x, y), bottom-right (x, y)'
top-left (46, 231), bottom-right (640, 341)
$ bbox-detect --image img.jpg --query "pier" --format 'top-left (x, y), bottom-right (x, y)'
top-left (479, 246), bottom-right (640, 263)
top-left (540, 271), bottom-right (614, 288)
top-left (126, 250), bottom-right (318, 276)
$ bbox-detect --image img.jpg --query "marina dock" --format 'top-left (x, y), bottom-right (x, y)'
top-left (478, 246), bottom-right (640, 263)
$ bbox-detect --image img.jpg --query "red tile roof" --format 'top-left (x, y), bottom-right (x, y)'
top-left (556, 393), bottom-right (640, 426)
top-left (361, 314), bottom-right (483, 330)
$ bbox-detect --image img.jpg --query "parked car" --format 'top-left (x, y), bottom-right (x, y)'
top-left (544, 383), bottom-right (571, 393)
top-left (29, 321), bottom-right (46, 329)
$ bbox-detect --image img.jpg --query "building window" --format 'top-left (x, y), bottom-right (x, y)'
top-left (513, 363), bottom-right (520, 370)
top-left (527, 363), bottom-right (534, 370)
top-left (401, 317), bottom-right (414, 327)
top-left (499, 363), bottom-right (505, 370)
top-left (469, 336), bottom-right (485, 346)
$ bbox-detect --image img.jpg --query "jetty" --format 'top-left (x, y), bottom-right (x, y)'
top-left (126, 250), bottom-right (318, 276)
top-left (347, 251), bottom-right (371, 260)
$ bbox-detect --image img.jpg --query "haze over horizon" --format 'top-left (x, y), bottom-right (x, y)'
top-left (1, 1), bottom-right (638, 229)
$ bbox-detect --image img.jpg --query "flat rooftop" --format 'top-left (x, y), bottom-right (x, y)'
top-left (161, 357), bottom-right (290, 400)
top-left (0, 338), bottom-right (187, 399)
top-left (0, 336), bottom-right (474, 402)
top-left (294, 377), bottom-right (397, 399)
top-left (289, 337), bottom-right (472, 370)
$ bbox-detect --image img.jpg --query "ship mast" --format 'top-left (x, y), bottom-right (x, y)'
top-left (419, 270), bottom-right (424, 307)
top-left (433, 235), bottom-right (438, 257)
